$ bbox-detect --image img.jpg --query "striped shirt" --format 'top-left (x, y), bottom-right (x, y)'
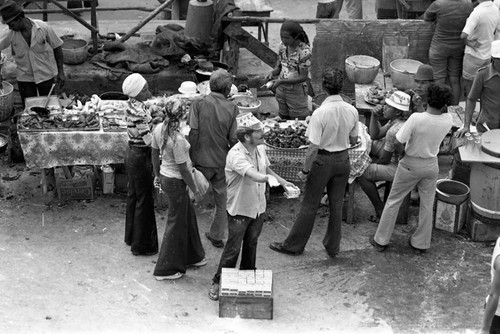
top-left (125, 99), bottom-right (153, 147)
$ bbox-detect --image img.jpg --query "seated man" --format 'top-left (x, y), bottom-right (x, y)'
top-left (357, 91), bottom-right (411, 222)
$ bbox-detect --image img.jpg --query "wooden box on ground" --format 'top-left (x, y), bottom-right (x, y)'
top-left (467, 206), bottom-right (500, 242)
top-left (219, 268), bottom-right (273, 320)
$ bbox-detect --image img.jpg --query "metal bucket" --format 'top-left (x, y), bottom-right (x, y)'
top-left (436, 179), bottom-right (469, 205)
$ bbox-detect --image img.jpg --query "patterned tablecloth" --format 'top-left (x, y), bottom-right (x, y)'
top-left (18, 130), bottom-right (129, 169)
top-left (348, 122), bottom-right (372, 183)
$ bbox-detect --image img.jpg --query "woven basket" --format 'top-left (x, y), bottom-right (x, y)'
top-left (265, 143), bottom-right (307, 182)
top-left (0, 81), bottom-right (14, 122)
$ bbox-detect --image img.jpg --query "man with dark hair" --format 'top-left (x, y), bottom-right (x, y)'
top-left (188, 69), bottom-right (239, 248)
top-left (0, 1), bottom-right (65, 105)
top-left (370, 83), bottom-right (453, 253)
top-left (269, 67), bottom-right (359, 258)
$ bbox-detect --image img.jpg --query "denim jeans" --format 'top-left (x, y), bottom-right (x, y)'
top-left (374, 156), bottom-right (439, 249)
top-left (282, 150), bottom-right (350, 256)
top-left (213, 213), bottom-right (264, 284)
top-left (125, 146), bottom-right (158, 255)
top-left (154, 176), bottom-right (205, 276)
top-left (196, 166), bottom-right (227, 240)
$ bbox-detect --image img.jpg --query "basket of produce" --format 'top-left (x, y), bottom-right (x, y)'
top-left (231, 95), bottom-right (261, 115)
top-left (264, 121), bottom-right (308, 182)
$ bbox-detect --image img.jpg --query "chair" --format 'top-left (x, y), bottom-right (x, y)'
top-left (344, 180), bottom-right (410, 224)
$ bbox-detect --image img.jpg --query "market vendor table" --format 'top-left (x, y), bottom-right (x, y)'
top-left (18, 129), bottom-right (129, 193)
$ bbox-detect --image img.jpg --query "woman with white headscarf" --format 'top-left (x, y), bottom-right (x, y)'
top-left (122, 73), bottom-right (158, 256)
top-left (151, 96), bottom-right (206, 281)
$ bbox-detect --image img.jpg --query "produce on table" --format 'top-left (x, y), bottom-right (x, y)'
top-left (365, 83), bottom-right (397, 106)
top-left (264, 123), bottom-right (308, 149)
top-left (236, 100), bottom-right (260, 108)
top-left (20, 112), bottom-right (100, 130)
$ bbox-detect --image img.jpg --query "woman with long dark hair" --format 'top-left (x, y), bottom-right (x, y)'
top-left (264, 20), bottom-right (312, 120)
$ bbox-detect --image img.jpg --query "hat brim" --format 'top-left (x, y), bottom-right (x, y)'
top-left (386, 98), bottom-right (409, 111)
top-left (178, 88), bottom-right (198, 94)
top-left (2, 9), bottom-right (22, 24)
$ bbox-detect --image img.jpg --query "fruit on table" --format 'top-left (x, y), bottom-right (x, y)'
top-left (264, 123), bottom-right (308, 149)
top-left (366, 84), bottom-right (397, 105)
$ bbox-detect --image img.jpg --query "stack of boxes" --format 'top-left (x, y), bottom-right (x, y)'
top-left (219, 268), bottom-right (273, 319)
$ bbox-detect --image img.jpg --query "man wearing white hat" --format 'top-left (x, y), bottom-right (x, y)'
top-left (122, 73), bottom-right (158, 257)
top-left (188, 69), bottom-right (239, 248)
top-left (208, 112), bottom-right (294, 300)
top-left (358, 91), bottom-right (411, 222)
top-left (457, 40), bottom-right (500, 137)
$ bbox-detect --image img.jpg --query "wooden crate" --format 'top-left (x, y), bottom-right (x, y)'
top-left (219, 295), bottom-right (273, 320)
top-left (466, 205), bottom-right (500, 242)
top-left (219, 268), bottom-right (273, 320)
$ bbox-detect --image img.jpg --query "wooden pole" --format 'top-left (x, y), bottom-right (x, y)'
top-left (90, 0), bottom-right (98, 55)
top-left (46, 0), bottom-right (98, 33)
top-left (24, 7), bottom-right (166, 14)
top-left (119, 0), bottom-right (175, 43)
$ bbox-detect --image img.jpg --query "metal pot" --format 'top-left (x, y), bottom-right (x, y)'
top-left (389, 59), bottom-right (423, 90)
top-left (436, 179), bottom-right (469, 205)
top-left (192, 61), bottom-right (230, 83)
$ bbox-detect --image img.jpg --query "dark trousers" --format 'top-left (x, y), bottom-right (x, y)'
top-left (17, 79), bottom-right (55, 107)
top-left (154, 176), bottom-right (205, 276)
top-left (283, 150), bottom-right (350, 256)
top-left (125, 146), bottom-right (158, 255)
top-left (492, 315), bottom-right (500, 334)
top-left (213, 213), bottom-right (265, 284)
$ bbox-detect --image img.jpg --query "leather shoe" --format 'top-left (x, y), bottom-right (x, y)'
top-left (409, 238), bottom-right (426, 254)
top-left (269, 242), bottom-right (302, 256)
top-left (132, 250), bottom-right (158, 256)
top-left (369, 236), bottom-right (387, 252)
top-left (205, 232), bottom-right (224, 248)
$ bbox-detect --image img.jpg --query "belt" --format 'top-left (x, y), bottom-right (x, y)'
top-left (318, 149), bottom-right (347, 155)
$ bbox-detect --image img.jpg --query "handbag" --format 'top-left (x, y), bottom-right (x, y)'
top-left (188, 167), bottom-right (209, 199)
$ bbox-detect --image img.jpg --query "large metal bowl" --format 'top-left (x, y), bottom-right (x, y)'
top-left (345, 55), bottom-right (380, 84)
top-left (436, 179), bottom-right (469, 205)
top-left (390, 59), bottom-right (423, 90)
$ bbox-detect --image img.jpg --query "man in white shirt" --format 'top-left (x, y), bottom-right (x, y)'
top-left (270, 68), bottom-right (358, 258)
top-left (461, 0), bottom-right (500, 97)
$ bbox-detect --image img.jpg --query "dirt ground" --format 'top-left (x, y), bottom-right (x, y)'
top-left (0, 154), bottom-right (494, 334)
top-left (0, 0), bottom-right (497, 333)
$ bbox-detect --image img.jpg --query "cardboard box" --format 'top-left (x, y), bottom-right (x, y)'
top-left (433, 197), bottom-right (468, 234)
top-left (56, 176), bottom-right (94, 200)
top-left (219, 269), bottom-right (273, 320)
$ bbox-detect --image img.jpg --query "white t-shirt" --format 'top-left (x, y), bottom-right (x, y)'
top-left (489, 237), bottom-right (500, 316)
top-left (306, 95), bottom-right (358, 152)
top-left (462, 1), bottom-right (500, 59)
top-left (396, 112), bottom-right (452, 158)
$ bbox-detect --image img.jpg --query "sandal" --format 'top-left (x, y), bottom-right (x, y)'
top-left (368, 215), bottom-right (380, 223)
top-left (208, 283), bottom-right (220, 301)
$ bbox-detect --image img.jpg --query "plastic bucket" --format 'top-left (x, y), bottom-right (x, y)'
top-left (0, 81), bottom-right (14, 122)
top-left (62, 39), bottom-right (89, 65)
top-left (436, 179), bottom-right (469, 205)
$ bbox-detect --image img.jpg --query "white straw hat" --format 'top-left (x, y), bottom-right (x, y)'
top-left (385, 91), bottom-right (410, 112)
top-left (178, 81), bottom-right (198, 94)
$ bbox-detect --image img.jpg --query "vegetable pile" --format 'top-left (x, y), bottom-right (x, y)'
top-left (365, 84), bottom-right (397, 106)
top-left (265, 123), bottom-right (308, 149)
